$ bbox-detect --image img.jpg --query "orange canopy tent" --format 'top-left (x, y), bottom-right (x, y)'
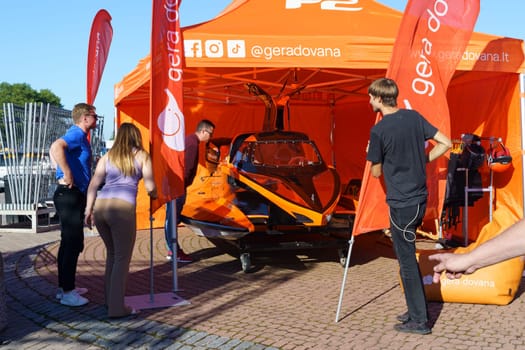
top-left (115, 0), bottom-right (525, 243)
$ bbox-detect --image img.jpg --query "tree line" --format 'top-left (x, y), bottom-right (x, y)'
top-left (0, 82), bottom-right (62, 111)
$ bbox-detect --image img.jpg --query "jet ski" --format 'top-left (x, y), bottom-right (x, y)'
top-left (181, 83), bottom-right (353, 271)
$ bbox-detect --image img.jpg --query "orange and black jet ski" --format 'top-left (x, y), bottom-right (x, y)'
top-left (181, 83), bottom-right (353, 271)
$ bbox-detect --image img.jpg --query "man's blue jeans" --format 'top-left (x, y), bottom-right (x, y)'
top-left (164, 194), bottom-right (186, 254)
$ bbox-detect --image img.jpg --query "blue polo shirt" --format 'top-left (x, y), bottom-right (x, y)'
top-left (55, 125), bottom-right (92, 193)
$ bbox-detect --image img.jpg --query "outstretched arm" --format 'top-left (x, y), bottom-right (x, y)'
top-left (429, 219), bottom-right (525, 283)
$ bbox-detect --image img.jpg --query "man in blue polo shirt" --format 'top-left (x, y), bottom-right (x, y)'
top-left (50, 103), bottom-right (98, 307)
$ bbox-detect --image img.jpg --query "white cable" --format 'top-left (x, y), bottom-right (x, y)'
top-left (389, 204), bottom-right (420, 242)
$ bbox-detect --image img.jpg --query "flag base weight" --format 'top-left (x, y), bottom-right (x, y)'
top-left (125, 292), bottom-right (190, 310)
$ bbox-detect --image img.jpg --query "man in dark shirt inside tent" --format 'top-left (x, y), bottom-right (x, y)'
top-left (165, 119), bottom-right (215, 262)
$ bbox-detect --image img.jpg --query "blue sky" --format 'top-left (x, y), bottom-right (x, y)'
top-left (1, 1), bottom-right (523, 141)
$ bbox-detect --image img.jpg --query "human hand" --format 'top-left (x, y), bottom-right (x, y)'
top-left (84, 211), bottom-right (94, 229)
top-left (63, 173), bottom-right (74, 188)
top-left (148, 188), bottom-right (158, 200)
top-left (428, 252), bottom-right (477, 283)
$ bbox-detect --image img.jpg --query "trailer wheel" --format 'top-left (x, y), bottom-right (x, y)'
top-left (207, 238), bottom-right (240, 257)
top-left (338, 248), bottom-right (348, 267)
top-left (240, 253), bottom-right (251, 272)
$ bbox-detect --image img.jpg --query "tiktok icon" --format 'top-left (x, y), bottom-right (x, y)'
top-left (227, 40), bottom-right (246, 58)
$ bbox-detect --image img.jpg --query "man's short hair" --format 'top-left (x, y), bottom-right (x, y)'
top-left (196, 119), bottom-right (215, 131)
top-left (368, 78), bottom-right (398, 107)
top-left (72, 103), bottom-right (95, 123)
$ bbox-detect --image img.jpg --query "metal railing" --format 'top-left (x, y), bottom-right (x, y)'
top-left (0, 103), bottom-right (104, 232)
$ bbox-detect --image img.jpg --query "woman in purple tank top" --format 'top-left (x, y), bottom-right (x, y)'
top-left (84, 123), bottom-right (157, 318)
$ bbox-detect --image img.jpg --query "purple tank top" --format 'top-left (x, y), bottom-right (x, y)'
top-left (97, 157), bottom-right (142, 205)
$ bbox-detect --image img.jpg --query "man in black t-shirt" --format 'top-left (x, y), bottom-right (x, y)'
top-left (366, 78), bottom-right (452, 335)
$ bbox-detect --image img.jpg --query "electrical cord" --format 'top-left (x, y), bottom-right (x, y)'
top-left (389, 204), bottom-right (420, 243)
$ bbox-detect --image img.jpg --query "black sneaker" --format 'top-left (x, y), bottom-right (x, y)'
top-left (394, 320), bottom-right (431, 335)
top-left (396, 311), bottom-right (410, 323)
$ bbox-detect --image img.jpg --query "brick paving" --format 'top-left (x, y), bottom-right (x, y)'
top-left (0, 226), bottom-right (524, 349)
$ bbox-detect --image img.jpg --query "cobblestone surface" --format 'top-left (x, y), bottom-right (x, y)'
top-left (0, 227), bottom-right (524, 349)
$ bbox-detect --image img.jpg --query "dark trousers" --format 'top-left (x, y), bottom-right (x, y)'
top-left (53, 185), bottom-right (86, 292)
top-left (164, 194), bottom-right (186, 254)
top-left (389, 203), bottom-right (428, 324)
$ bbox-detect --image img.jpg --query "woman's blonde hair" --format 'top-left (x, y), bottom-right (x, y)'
top-left (108, 123), bottom-right (144, 177)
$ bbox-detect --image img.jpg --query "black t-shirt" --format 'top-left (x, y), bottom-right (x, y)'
top-left (184, 133), bottom-right (200, 187)
top-left (367, 109), bottom-right (438, 208)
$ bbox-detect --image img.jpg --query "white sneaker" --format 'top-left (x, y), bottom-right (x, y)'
top-left (56, 287), bottom-right (88, 300)
top-left (60, 290), bottom-right (89, 307)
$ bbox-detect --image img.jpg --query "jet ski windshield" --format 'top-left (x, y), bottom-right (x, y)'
top-left (234, 140), bottom-right (322, 168)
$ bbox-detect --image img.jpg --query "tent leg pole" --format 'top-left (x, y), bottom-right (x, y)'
top-left (520, 73), bottom-right (525, 216)
top-left (149, 201), bottom-right (155, 302)
top-left (335, 234), bottom-right (354, 323)
top-left (168, 200), bottom-right (180, 292)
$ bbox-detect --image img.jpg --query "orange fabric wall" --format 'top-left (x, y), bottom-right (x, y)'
top-left (446, 72), bottom-right (523, 242)
top-left (184, 101), bottom-right (264, 135)
top-left (333, 100), bottom-right (375, 184)
top-left (287, 103), bottom-right (335, 166)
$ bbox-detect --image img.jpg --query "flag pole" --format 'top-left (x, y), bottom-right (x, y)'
top-left (149, 198), bottom-right (155, 302)
top-left (335, 235), bottom-right (354, 322)
top-left (124, 172), bottom-right (189, 311)
top-left (124, 0), bottom-right (189, 311)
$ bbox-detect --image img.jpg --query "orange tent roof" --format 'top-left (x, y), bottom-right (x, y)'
top-left (116, 0), bottom-right (524, 109)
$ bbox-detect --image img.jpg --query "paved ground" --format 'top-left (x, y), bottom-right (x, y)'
top-left (0, 224), bottom-right (524, 349)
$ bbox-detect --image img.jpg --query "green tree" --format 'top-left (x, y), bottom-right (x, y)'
top-left (0, 83), bottom-right (63, 144)
top-left (0, 82), bottom-right (62, 108)
top-left (37, 88), bottom-right (62, 107)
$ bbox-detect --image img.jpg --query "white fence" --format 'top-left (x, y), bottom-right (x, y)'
top-left (0, 103), bottom-right (103, 233)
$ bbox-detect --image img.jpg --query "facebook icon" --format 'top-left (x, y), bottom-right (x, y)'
top-left (184, 40), bottom-right (203, 58)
